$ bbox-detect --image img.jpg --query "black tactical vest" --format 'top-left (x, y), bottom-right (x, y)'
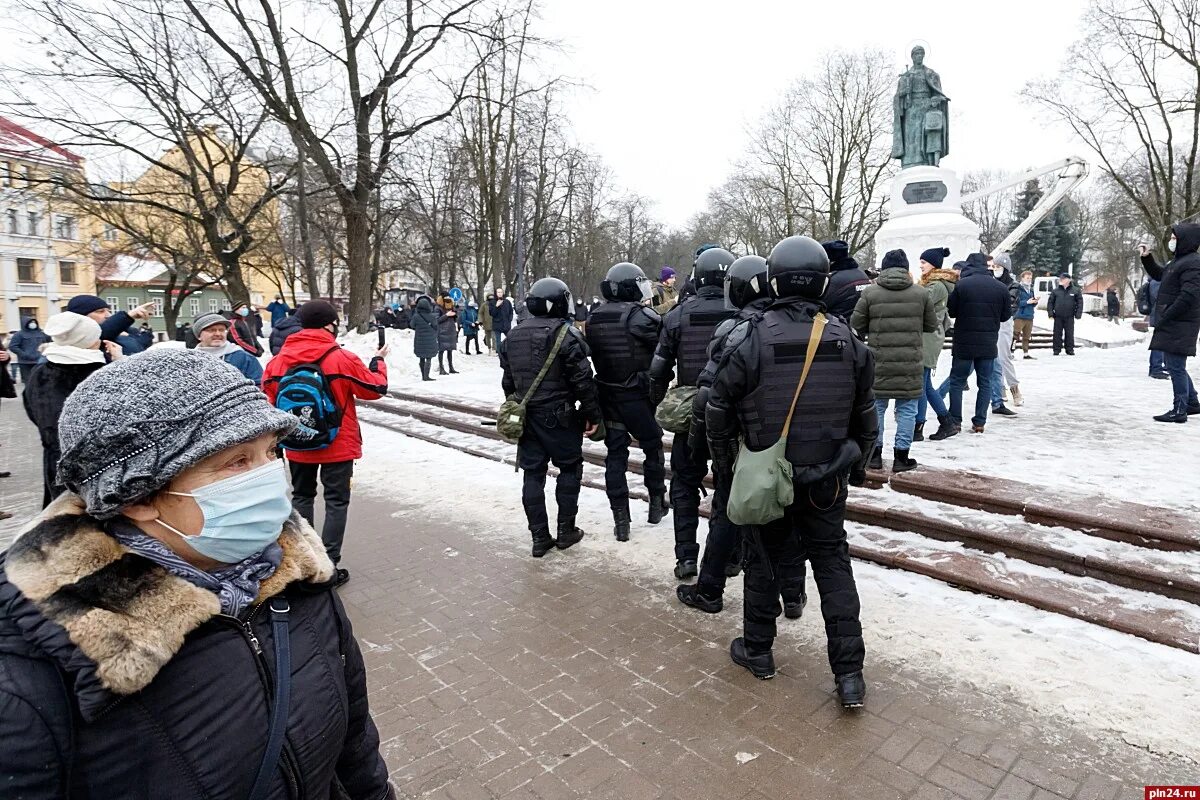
top-left (505, 316), bottom-right (571, 407)
top-left (736, 312), bottom-right (857, 467)
top-left (586, 302), bottom-right (653, 385)
top-left (677, 295), bottom-right (734, 386)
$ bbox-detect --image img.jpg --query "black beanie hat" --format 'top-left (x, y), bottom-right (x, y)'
top-left (297, 300), bottom-right (339, 329)
top-left (919, 247), bottom-right (951, 269)
top-left (881, 249), bottom-right (910, 270)
top-left (65, 294), bottom-right (111, 316)
top-left (821, 240), bottom-right (849, 261)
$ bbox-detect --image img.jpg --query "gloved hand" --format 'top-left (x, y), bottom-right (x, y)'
top-left (849, 466), bottom-right (867, 487)
top-left (708, 437), bottom-right (736, 486)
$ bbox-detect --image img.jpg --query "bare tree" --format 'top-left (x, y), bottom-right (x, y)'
top-left (961, 169), bottom-right (1017, 252)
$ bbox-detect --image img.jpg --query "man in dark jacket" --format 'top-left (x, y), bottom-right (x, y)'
top-left (228, 301), bottom-right (265, 357)
top-left (942, 253), bottom-right (1012, 433)
top-left (586, 262), bottom-right (666, 541)
top-left (66, 294), bottom-right (155, 356)
top-left (268, 310), bottom-right (302, 355)
top-left (1140, 222), bottom-right (1200, 422)
top-left (411, 295), bottom-right (439, 380)
top-left (821, 239), bottom-right (872, 322)
top-left (8, 317), bottom-right (50, 382)
top-left (488, 288), bottom-right (515, 352)
top-left (500, 278), bottom-right (601, 557)
top-left (851, 249), bottom-right (936, 471)
top-left (649, 247), bottom-right (736, 580)
top-left (1047, 272), bottom-right (1084, 355)
top-left (394, 303), bottom-right (411, 330)
top-left (1106, 286), bottom-right (1121, 323)
top-left (706, 236), bottom-right (877, 707)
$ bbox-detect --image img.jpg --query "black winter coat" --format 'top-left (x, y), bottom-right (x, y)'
top-left (487, 297), bottom-right (514, 332)
top-left (947, 254), bottom-right (1012, 360)
top-left (436, 308), bottom-right (459, 350)
top-left (22, 360), bottom-right (104, 470)
top-left (821, 256), bottom-right (872, 321)
top-left (410, 297), bottom-right (438, 358)
top-left (1047, 284), bottom-right (1084, 320)
top-left (269, 315), bottom-right (303, 355)
top-left (1106, 291), bottom-right (1120, 316)
top-left (0, 497), bottom-right (394, 800)
top-left (1143, 223), bottom-right (1200, 356)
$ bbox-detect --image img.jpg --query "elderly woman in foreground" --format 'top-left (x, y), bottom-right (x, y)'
top-left (0, 348), bottom-right (394, 800)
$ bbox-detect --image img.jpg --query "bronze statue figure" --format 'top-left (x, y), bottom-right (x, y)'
top-left (892, 46), bottom-right (950, 168)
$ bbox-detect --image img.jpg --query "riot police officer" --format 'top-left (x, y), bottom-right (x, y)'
top-left (500, 278), bottom-right (603, 557)
top-left (677, 255), bottom-right (805, 619)
top-left (706, 235), bottom-right (878, 708)
top-left (649, 246), bottom-right (736, 579)
top-left (585, 263), bottom-right (668, 541)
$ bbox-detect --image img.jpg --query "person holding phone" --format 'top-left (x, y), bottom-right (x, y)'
top-left (1139, 225), bottom-right (1200, 423)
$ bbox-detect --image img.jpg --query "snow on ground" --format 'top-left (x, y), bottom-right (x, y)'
top-left (1033, 314), bottom-right (1146, 346)
top-left (350, 423), bottom-right (1200, 763)
top-left (340, 328), bottom-right (506, 404)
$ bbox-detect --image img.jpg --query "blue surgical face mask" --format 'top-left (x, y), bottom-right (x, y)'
top-left (156, 459), bottom-right (293, 563)
top-left (1168, 239), bottom-right (1176, 253)
top-left (237, 308), bottom-right (250, 317)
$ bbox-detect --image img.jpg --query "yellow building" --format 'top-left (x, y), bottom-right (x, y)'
top-left (0, 116), bottom-right (95, 332)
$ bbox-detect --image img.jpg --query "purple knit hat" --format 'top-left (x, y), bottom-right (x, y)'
top-left (660, 267), bottom-right (676, 281)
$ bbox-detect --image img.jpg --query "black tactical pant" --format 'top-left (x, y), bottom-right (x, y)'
top-left (743, 471), bottom-right (864, 676)
top-left (289, 459), bottom-right (355, 565)
top-left (518, 405), bottom-right (584, 532)
top-left (599, 387), bottom-right (665, 508)
top-left (1052, 316), bottom-right (1076, 355)
top-left (670, 435), bottom-right (709, 561)
top-left (698, 473), bottom-right (806, 601)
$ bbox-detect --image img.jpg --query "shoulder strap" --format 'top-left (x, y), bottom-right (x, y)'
top-left (780, 312), bottom-right (827, 439)
top-left (247, 599), bottom-right (291, 800)
top-left (314, 344), bottom-right (340, 365)
top-left (520, 323), bottom-right (570, 408)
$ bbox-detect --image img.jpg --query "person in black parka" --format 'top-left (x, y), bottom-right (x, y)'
top-left (1046, 273), bottom-right (1084, 355)
top-left (411, 295), bottom-right (439, 381)
top-left (939, 253), bottom-right (1011, 433)
top-left (0, 348), bottom-right (395, 800)
top-left (1141, 222), bottom-right (1200, 422)
top-left (820, 240), bottom-right (873, 322)
top-left (268, 310), bottom-right (303, 355)
top-left (436, 298), bottom-right (459, 375)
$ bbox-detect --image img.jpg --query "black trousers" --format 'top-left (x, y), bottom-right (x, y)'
top-left (289, 459), bottom-right (354, 565)
top-left (518, 407), bottom-right (584, 532)
top-left (743, 472), bottom-right (864, 676)
top-left (670, 435), bottom-right (708, 561)
top-left (464, 334), bottom-right (481, 354)
top-left (1052, 316), bottom-right (1076, 354)
top-left (41, 445), bottom-right (65, 508)
top-left (438, 349), bottom-right (455, 371)
top-left (18, 363), bottom-right (34, 383)
top-left (598, 387), bottom-right (665, 508)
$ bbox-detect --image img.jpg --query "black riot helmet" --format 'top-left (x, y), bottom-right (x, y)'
top-left (725, 255), bottom-right (769, 310)
top-left (601, 262), bottom-right (653, 303)
top-left (692, 246), bottom-right (735, 289)
top-left (765, 236), bottom-right (830, 300)
top-left (525, 277), bottom-right (576, 319)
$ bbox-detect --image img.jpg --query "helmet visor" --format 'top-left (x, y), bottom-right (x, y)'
top-left (724, 275), bottom-right (738, 311)
top-left (638, 276), bottom-right (653, 302)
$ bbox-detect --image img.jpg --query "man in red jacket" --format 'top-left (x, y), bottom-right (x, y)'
top-left (264, 300), bottom-right (389, 586)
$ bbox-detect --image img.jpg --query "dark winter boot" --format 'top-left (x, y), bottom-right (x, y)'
top-left (674, 559), bottom-right (698, 580)
top-left (724, 559), bottom-right (742, 578)
top-left (531, 526), bottom-right (555, 558)
top-left (420, 360), bottom-right (435, 382)
top-left (867, 446), bottom-right (884, 471)
top-left (928, 414), bottom-right (959, 441)
top-left (448, 352), bottom-right (459, 374)
top-left (677, 583), bottom-right (723, 614)
top-left (647, 493), bottom-right (669, 525)
top-left (730, 637), bottom-right (776, 680)
top-left (1154, 403), bottom-right (1189, 423)
top-left (835, 671), bottom-right (867, 708)
top-left (555, 519), bottom-right (585, 550)
top-left (783, 591), bottom-right (807, 620)
top-left (912, 422), bottom-right (925, 442)
top-left (892, 448), bottom-right (918, 473)
top-left (1188, 402), bottom-right (1200, 416)
top-left (612, 504), bottom-right (631, 542)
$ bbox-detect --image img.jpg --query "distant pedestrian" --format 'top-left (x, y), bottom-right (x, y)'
top-left (651, 267), bottom-right (679, 315)
top-left (1106, 286), bottom-right (1121, 323)
top-left (1047, 273), bottom-right (1083, 355)
top-left (461, 301), bottom-right (482, 354)
top-left (942, 253), bottom-right (1011, 433)
top-left (436, 298), bottom-right (459, 374)
top-left (487, 288), bottom-right (514, 352)
top-left (1139, 223), bottom-right (1200, 423)
top-left (265, 294), bottom-right (291, 326)
top-left (411, 295), bottom-right (439, 381)
top-left (394, 303), bottom-right (411, 330)
top-left (821, 239), bottom-right (873, 322)
top-left (1013, 270), bottom-right (1038, 359)
top-left (191, 312), bottom-right (263, 385)
top-left (851, 249), bottom-right (937, 472)
top-left (8, 317), bottom-right (50, 383)
top-left (989, 254), bottom-right (1020, 414)
top-left (915, 247), bottom-right (958, 441)
top-left (227, 301), bottom-right (265, 357)
top-left (1138, 277), bottom-right (1168, 378)
top-left (269, 308), bottom-right (302, 355)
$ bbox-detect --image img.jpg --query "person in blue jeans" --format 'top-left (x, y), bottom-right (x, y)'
top-left (942, 253), bottom-right (1012, 433)
top-left (914, 248), bottom-right (957, 441)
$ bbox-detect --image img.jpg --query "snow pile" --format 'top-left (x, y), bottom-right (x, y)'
top-left (1032, 314), bottom-right (1146, 346)
top-left (340, 328), bottom-right (507, 403)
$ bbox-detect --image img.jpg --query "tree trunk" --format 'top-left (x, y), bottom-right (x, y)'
top-left (292, 148), bottom-right (320, 299)
top-left (222, 261), bottom-right (252, 308)
top-left (344, 202), bottom-right (374, 330)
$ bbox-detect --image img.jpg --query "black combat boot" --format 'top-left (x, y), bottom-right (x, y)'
top-left (647, 493), bottom-right (669, 524)
top-left (676, 583), bottom-right (723, 613)
top-left (555, 519), bottom-right (585, 550)
top-left (912, 422), bottom-right (925, 442)
top-left (531, 526), bottom-right (555, 558)
top-left (892, 448), bottom-right (918, 473)
top-left (1188, 402), bottom-right (1200, 415)
top-left (612, 504), bottom-right (631, 542)
top-left (724, 559), bottom-right (742, 578)
top-left (674, 559), bottom-right (698, 580)
top-left (835, 671), bottom-right (867, 708)
top-left (867, 446), bottom-right (884, 471)
top-left (783, 591), bottom-right (807, 619)
top-left (928, 414), bottom-right (959, 441)
top-left (730, 637), bottom-right (775, 680)
top-left (1154, 402), bottom-right (1189, 423)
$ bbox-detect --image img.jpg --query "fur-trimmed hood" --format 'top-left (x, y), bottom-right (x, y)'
top-left (0, 493), bottom-right (333, 718)
top-left (921, 268), bottom-right (959, 287)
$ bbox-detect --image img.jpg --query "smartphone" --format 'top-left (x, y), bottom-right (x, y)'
top-left (377, 326), bottom-right (386, 348)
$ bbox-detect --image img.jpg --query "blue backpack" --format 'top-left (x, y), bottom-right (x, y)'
top-left (274, 346), bottom-right (343, 451)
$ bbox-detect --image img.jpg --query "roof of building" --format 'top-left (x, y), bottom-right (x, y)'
top-left (0, 116), bottom-right (83, 167)
top-left (95, 253), bottom-right (215, 287)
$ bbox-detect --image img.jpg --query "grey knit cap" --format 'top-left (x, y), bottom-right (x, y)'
top-left (56, 348), bottom-right (297, 519)
top-left (192, 312), bottom-right (230, 338)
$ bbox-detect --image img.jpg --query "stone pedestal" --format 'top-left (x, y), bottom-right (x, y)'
top-left (874, 166), bottom-right (980, 277)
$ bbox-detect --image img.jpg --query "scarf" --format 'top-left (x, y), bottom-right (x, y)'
top-left (43, 343), bottom-right (106, 365)
top-left (107, 519), bottom-right (283, 618)
top-left (196, 341), bottom-right (243, 358)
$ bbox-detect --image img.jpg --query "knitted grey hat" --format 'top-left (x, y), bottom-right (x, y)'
top-left (192, 312), bottom-right (230, 338)
top-left (57, 348), bottom-right (297, 519)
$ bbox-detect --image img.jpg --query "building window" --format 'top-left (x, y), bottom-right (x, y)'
top-left (16, 258), bottom-right (37, 282)
top-left (5, 209), bottom-right (15, 234)
top-left (220, 299), bottom-right (231, 312)
top-left (54, 215), bottom-right (75, 240)
top-left (103, 223), bottom-right (119, 242)
top-left (105, 296), bottom-right (119, 309)
top-left (189, 298), bottom-right (201, 317)
top-left (208, 299), bottom-right (219, 313)
top-left (1, 162), bottom-right (9, 188)
top-left (18, 305), bottom-right (38, 323)
top-left (127, 296), bottom-right (140, 312)
top-left (21, 165), bottom-right (32, 186)
top-left (59, 261), bottom-right (76, 285)
top-left (151, 298), bottom-right (163, 317)
top-left (27, 211), bottom-right (39, 236)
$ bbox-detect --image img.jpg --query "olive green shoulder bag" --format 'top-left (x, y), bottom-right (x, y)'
top-left (497, 324), bottom-right (570, 444)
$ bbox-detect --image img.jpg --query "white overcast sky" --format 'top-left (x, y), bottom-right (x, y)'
top-left (537, 0), bottom-right (1091, 227)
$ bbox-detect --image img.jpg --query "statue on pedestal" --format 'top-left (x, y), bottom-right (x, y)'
top-left (892, 46), bottom-right (950, 168)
